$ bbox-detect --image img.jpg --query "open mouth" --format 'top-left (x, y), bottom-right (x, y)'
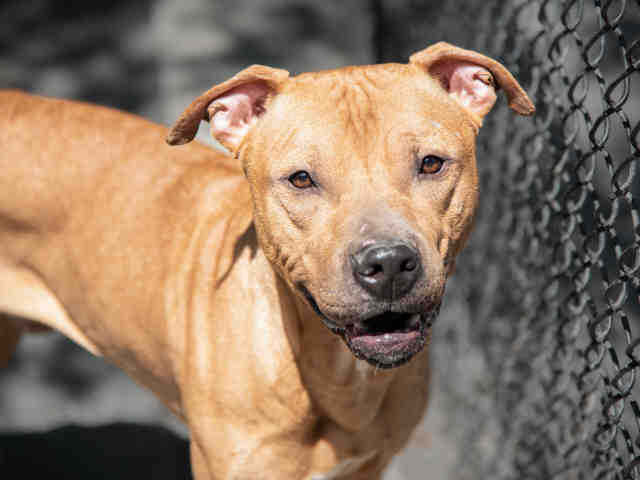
top-left (299, 284), bottom-right (435, 368)
top-left (343, 312), bottom-right (429, 369)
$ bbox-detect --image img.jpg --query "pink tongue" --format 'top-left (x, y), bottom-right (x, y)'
top-left (351, 330), bottom-right (420, 347)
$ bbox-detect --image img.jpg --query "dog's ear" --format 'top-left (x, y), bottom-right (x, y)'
top-left (166, 65), bottom-right (290, 150)
top-left (410, 42), bottom-right (535, 126)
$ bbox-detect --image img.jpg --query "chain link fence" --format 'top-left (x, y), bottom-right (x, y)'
top-left (379, 0), bottom-right (640, 478)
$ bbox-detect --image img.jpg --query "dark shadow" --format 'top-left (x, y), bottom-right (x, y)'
top-left (215, 222), bottom-right (259, 289)
top-left (0, 0), bottom-right (157, 113)
top-left (0, 423), bottom-right (191, 480)
top-left (42, 337), bottom-right (119, 398)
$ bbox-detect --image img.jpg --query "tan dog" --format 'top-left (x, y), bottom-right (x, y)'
top-left (0, 43), bottom-right (533, 479)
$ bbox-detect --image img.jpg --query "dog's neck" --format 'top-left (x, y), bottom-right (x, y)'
top-left (287, 290), bottom-right (398, 432)
top-left (183, 206), bottom-right (404, 433)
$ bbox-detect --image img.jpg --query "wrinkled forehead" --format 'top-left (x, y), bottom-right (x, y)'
top-left (257, 63), bottom-right (477, 155)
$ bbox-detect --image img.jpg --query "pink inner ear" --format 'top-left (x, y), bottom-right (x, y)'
top-left (430, 60), bottom-right (498, 119)
top-left (208, 82), bottom-right (270, 149)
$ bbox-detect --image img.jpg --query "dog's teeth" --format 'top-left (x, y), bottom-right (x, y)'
top-left (383, 334), bottom-right (392, 341)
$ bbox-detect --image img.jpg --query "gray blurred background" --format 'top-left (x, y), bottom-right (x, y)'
top-left (0, 1), bottom-right (488, 479)
top-left (4, 1), bottom-right (638, 479)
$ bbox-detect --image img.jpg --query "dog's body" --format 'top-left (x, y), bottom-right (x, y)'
top-left (0, 43), bottom-right (533, 479)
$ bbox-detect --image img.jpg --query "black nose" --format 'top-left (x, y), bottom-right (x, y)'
top-left (351, 243), bottom-right (421, 300)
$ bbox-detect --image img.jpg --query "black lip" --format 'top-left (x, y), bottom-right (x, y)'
top-left (298, 284), bottom-right (345, 334)
top-left (298, 284), bottom-right (437, 369)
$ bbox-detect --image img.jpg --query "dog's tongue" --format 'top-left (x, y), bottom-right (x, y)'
top-left (349, 329), bottom-right (421, 350)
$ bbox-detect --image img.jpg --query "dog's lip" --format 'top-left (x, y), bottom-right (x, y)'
top-left (298, 283), bottom-right (438, 368)
top-left (298, 283), bottom-right (430, 334)
top-left (298, 284), bottom-right (345, 334)
top-left (344, 312), bottom-right (423, 358)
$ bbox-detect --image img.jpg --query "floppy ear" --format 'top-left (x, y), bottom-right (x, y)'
top-left (166, 65), bottom-right (290, 150)
top-left (410, 42), bottom-right (535, 126)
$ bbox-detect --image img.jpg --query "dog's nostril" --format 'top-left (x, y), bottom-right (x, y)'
top-left (352, 243), bottom-right (422, 300)
top-left (361, 264), bottom-right (383, 277)
top-left (402, 258), bottom-right (416, 272)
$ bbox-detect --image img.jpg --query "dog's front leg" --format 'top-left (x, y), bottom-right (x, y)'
top-left (190, 439), bottom-right (211, 480)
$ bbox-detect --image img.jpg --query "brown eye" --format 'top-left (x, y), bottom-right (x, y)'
top-left (289, 170), bottom-right (314, 189)
top-left (420, 155), bottom-right (445, 175)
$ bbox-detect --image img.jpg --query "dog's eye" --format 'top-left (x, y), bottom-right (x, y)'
top-left (289, 170), bottom-right (314, 189)
top-left (419, 155), bottom-right (445, 175)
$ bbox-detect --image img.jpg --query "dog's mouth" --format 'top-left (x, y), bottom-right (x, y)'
top-left (343, 312), bottom-right (430, 369)
top-left (299, 284), bottom-right (434, 369)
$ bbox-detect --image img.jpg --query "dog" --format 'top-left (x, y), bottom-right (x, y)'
top-left (0, 42), bottom-right (533, 479)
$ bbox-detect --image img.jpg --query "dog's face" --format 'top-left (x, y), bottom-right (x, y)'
top-left (244, 68), bottom-right (476, 368)
top-left (168, 43), bottom-right (534, 368)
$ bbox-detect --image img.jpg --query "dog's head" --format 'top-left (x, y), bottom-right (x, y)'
top-left (168, 43), bottom-right (534, 369)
